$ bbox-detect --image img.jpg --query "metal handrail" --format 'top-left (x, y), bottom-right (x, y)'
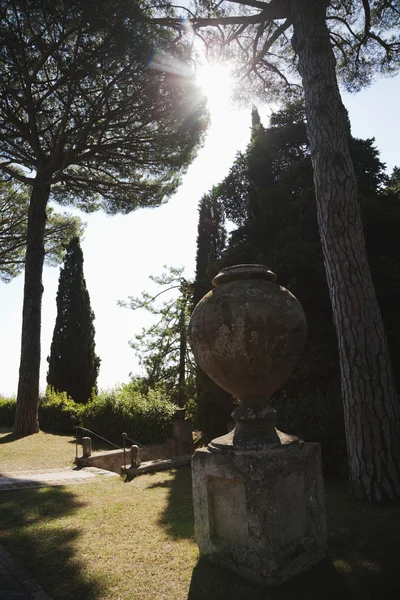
top-left (74, 426), bottom-right (147, 473)
top-left (122, 432), bottom-right (146, 449)
top-left (74, 426), bottom-right (121, 461)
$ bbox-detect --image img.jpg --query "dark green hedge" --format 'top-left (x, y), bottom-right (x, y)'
top-left (0, 386), bottom-right (178, 446)
top-left (83, 386), bottom-right (178, 445)
top-left (0, 396), bottom-right (16, 427)
top-left (271, 385), bottom-right (348, 476)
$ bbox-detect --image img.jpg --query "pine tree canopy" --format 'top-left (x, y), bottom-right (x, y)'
top-left (153, 1), bottom-right (400, 95)
top-left (0, 180), bottom-right (84, 282)
top-left (5, 0), bottom-right (208, 435)
top-left (0, 0), bottom-right (207, 211)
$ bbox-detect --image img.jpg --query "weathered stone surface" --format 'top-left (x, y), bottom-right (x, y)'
top-left (172, 418), bottom-right (194, 456)
top-left (192, 441), bottom-right (327, 586)
top-left (189, 265), bottom-right (307, 401)
top-left (130, 445), bottom-right (142, 468)
top-left (75, 439), bottom-right (177, 473)
top-left (188, 264), bottom-right (308, 450)
top-left (82, 436), bottom-right (92, 458)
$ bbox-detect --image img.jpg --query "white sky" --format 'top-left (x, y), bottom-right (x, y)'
top-left (1, 70), bottom-right (400, 398)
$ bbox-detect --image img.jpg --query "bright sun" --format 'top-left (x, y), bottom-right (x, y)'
top-left (196, 63), bottom-right (234, 117)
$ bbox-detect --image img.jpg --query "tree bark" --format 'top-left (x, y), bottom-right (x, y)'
top-left (290, 0), bottom-right (400, 502)
top-left (13, 179), bottom-right (50, 436)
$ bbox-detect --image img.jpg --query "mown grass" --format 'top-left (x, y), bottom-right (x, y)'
top-left (0, 431), bottom-right (399, 600)
top-left (0, 427), bottom-right (116, 472)
top-left (0, 427), bottom-right (76, 471)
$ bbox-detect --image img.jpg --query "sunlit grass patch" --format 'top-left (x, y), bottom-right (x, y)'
top-left (0, 427), bottom-right (76, 471)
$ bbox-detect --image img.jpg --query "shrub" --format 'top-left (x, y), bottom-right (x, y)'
top-left (270, 385), bottom-right (347, 476)
top-left (82, 385), bottom-right (178, 446)
top-left (184, 397), bottom-right (199, 430)
top-left (39, 387), bottom-right (84, 435)
top-left (0, 395), bottom-right (16, 427)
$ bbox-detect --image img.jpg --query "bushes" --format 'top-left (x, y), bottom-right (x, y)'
top-left (39, 388), bottom-right (84, 435)
top-left (271, 385), bottom-right (348, 476)
top-left (1, 387), bottom-right (178, 446)
top-left (83, 385), bottom-right (178, 446)
top-left (0, 391), bottom-right (82, 434)
top-left (0, 395), bottom-right (16, 427)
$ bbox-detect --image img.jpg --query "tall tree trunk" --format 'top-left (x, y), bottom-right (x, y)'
top-left (290, 0), bottom-right (400, 502)
top-left (14, 179), bottom-right (50, 436)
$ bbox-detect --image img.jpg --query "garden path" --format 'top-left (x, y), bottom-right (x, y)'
top-left (0, 466), bottom-right (118, 491)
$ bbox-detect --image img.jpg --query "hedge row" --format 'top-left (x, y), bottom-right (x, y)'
top-left (0, 385), bottom-right (179, 446)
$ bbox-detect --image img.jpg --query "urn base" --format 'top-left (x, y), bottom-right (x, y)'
top-left (192, 441), bottom-right (327, 586)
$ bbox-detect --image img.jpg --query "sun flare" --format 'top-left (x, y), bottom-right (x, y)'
top-left (196, 63), bottom-right (234, 117)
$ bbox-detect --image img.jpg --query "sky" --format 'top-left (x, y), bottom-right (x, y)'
top-left (1, 67), bottom-right (400, 398)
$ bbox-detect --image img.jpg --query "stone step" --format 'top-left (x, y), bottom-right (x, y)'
top-left (122, 454), bottom-right (192, 476)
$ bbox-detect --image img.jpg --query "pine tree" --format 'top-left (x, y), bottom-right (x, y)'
top-left (1, 0), bottom-right (206, 435)
top-left (47, 237), bottom-right (100, 404)
top-left (119, 267), bottom-right (194, 407)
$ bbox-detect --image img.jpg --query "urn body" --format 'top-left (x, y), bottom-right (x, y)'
top-left (189, 265), bottom-right (307, 404)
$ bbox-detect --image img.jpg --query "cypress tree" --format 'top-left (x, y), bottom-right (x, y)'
top-left (47, 237), bottom-right (100, 404)
top-left (193, 191), bottom-right (234, 442)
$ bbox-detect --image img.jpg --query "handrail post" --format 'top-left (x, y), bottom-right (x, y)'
top-left (122, 432), bottom-right (127, 471)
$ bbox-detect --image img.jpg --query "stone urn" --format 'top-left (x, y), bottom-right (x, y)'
top-left (188, 264), bottom-right (307, 451)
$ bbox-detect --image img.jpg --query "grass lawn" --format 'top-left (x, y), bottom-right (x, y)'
top-left (0, 427), bottom-right (115, 471)
top-left (0, 431), bottom-right (399, 599)
top-left (0, 427), bottom-right (76, 471)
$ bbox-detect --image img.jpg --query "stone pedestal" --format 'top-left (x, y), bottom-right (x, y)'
top-left (82, 436), bottom-right (92, 458)
top-left (192, 440), bottom-right (327, 586)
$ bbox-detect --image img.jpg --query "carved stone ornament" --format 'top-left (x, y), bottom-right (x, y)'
top-left (188, 264), bottom-right (307, 451)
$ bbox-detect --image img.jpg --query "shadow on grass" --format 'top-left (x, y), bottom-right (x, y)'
top-left (0, 485), bottom-right (107, 600)
top-left (187, 556), bottom-right (354, 600)
top-left (146, 465), bottom-right (195, 540)
top-left (153, 467), bottom-right (400, 600)
top-left (0, 431), bottom-right (21, 444)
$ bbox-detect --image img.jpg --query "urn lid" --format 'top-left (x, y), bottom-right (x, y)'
top-left (212, 264), bottom-right (277, 287)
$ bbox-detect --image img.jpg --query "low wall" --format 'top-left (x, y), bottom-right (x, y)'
top-left (75, 413), bottom-right (194, 474)
top-left (76, 438), bottom-right (179, 473)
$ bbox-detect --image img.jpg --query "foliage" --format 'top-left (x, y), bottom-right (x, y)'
top-left (82, 385), bottom-right (179, 446)
top-left (218, 101), bottom-right (400, 384)
top-left (0, 180), bottom-right (84, 282)
top-left (0, 0), bottom-right (207, 206)
top-left (271, 387), bottom-right (348, 476)
top-left (2, 384), bottom-right (179, 444)
top-left (156, 1), bottom-right (400, 97)
top-left (193, 186), bottom-right (236, 443)
top-left (195, 102), bottom-right (400, 472)
top-left (47, 237), bottom-right (100, 404)
top-left (193, 190), bottom-right (227, 306)
top-left (0, 395), bottom-right (16, 427)
top-left (1, 390), bottom-right (83, 434)
top-left (39, 387), bottom-right (84, 435)
top-left (2, 0), bottom-right (207, 435)
top-left (119, 267), bottom-right (195, 407)
top-left (156, 0), bottom-right (400, 504)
